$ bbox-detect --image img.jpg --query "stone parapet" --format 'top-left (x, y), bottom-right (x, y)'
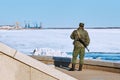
top-left (0, 42), bottom-right (77, 80)
top-left (30, 55), bottom-right (120, 73)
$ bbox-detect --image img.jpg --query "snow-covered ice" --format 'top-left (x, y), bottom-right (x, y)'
top-left (33, 48), bottom-right (71, 57)
top-left (0, 29), bottom-right (120, 54)
top-left (0, 29), bottom-right (120, 62)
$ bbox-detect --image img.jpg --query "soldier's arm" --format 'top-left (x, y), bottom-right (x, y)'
top-left (85, 31), bottom-right (90, 46)
top-left (70, 30), bottom-right (76, 40)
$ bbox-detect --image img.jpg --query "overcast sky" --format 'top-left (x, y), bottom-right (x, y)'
top-left (0, 0), bottom-right (120, 28)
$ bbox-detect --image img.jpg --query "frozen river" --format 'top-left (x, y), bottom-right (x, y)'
top-left (0, 29), bottom-right (120, 62)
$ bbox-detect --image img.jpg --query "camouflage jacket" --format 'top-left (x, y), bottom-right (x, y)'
top-left (70, 28), bottom-right (90, 47)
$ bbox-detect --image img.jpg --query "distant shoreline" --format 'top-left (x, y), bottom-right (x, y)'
top-left (41, 27), bottom-right (120, 29)
top-left (0, 27), bottom-right (120, 30)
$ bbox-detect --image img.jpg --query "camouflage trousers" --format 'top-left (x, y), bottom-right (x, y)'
top-left (72, 46), bottom-right (85, 65)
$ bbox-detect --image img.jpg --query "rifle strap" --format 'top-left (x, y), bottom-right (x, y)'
top-left (76, 30), bottom-right (84, 47)
top-left (76, 30), bottom-right (89, 52)
top-left (76, 30), bottom-right (81, 39)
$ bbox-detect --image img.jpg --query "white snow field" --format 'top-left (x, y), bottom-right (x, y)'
top-left (0, 29), bottom-right (120, 54)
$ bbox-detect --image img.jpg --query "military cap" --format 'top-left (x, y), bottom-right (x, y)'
top-left (79, 23), bottom-right (84, 27)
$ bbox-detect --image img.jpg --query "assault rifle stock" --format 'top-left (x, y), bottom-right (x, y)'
top-left (78, 39), bottom-right (89, 52)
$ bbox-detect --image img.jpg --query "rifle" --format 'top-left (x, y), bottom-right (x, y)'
top-left (76, 30), bottom-right (89, 52)
top-left (78, 38), bottom-right (89, 52)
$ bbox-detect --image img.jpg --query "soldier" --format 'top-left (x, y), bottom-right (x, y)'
top-left (69, 23), bottom-right (90, 71)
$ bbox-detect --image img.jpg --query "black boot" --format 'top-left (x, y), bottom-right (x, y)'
top-left (78, 64), bottom-right (83, 71)
top-left (69, 64), bottom-right (75, 71)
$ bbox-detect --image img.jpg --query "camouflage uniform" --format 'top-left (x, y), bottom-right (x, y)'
top-left (69, 23), bottom-right (90, 71)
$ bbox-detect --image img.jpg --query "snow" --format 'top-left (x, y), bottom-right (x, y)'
top-left (33, 48), bottom-right (71, 57)
top-left (0, 29), bottom-right (120, 55)
top-left (88, 29), bottom-right (120, 52)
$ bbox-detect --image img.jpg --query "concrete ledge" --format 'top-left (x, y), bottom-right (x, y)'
top-left (0, 42), bottom-right (16, 57)
top-left (0, 42), bottom-right (77, 80)
top-left (30, 55), bottom-right (120, 73)
top-left (84, 59), bottom-right (120, 68)
top-left (14, 51), bottom-right (77, 80)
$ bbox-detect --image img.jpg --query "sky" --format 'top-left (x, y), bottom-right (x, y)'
top-left (0, 0), bottom-right (120, 28)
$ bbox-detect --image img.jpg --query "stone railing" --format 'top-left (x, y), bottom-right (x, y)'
top-left (0, 42), bottom-right (77, 80)
top-left (30, 55), bottom-right (120, 73)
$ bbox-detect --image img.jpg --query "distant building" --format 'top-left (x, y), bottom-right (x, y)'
top-left (24, 22), bottom-right (42, 29)
top-left (0, 25), bottom-right (15, 30)
top-left (15, 22), bottom-right (20, 29)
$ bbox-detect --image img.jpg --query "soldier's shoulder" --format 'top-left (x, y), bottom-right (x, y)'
top-left (84, 29), bottom-right (89, 34)
top-left (84, 29), bottom-right (88, 32)
top-left (73, 30), bottom-right (77, 32)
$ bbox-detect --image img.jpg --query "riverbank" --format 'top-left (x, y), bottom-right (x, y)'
top-left (30, 55), bottom-right (120, 80)
top-left (56, 67), bottom-right (120, 80)
top-left (30, 55), bottom-right (120, 73)
top-left (0, 42), bottom-right (120, 80)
